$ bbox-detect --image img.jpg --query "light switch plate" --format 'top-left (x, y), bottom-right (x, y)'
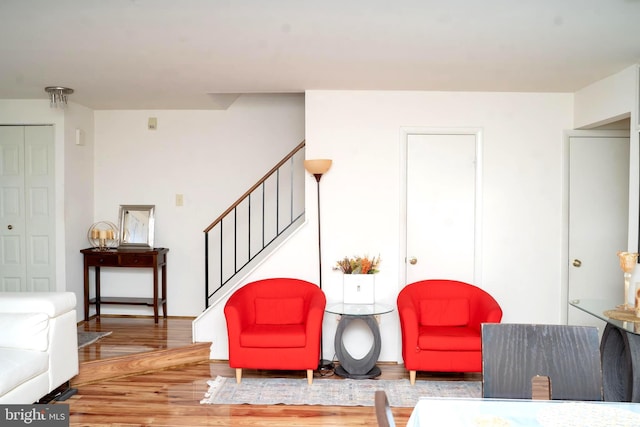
top-left (75, 128), bottom-right (85, 145)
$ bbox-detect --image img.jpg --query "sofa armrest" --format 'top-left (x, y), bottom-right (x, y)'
top-left (397, 292), bottom-right (420, 339)
top-left (48, 309), bottom-right (79, 389)
top-left (397, 301), bottom-right (422, 369)
top-left (304, 292), bottom-right (326, 339)
top-left (0, 292), bottom-right (79, 392)
top-left (224, 296), bottom-right (257, 357)
top-left (398, 304), bottom-right (420, 341)
top-left (224, 302), bottom-right (244, 349)
top-left (0, 292), bottom-right (76, 318)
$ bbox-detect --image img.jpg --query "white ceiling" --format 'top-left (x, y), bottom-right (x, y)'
top-left (1, 0), bottom-right (639, 110)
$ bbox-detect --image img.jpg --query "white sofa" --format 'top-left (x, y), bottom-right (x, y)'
top-left (0, 292), bottom-right (79, 404)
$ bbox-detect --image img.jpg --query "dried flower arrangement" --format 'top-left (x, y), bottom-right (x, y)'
top-left (335, 255), bottom-right (381, 274)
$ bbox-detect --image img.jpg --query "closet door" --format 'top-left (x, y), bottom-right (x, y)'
top-left (405, 131), bottom-right (480, 285)
top-left (0, 126), bottom-right (55, 291)
top-left (567, 133), bottom-right (629, 327)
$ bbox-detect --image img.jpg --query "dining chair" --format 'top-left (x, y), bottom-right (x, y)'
top-left (481, 323), bottom-right (603, 401)
top-left (374, 390), bottom-right (396, 427)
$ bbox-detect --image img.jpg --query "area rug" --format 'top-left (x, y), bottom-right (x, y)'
top-left (77, 331), bottom-right (112, 349)
top-left (200, 376), bottom-right (481, 407)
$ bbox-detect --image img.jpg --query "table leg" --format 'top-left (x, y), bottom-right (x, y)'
top-left (334, 315), bottom-right (382, 379)
top-left (95, 266), bottom-right (101, 318)
top-left (601, 323), bottom-right (640, 402)
top-left (83, 260), bottom-right (90, 321)
top-left (161, 261), bottom-right (167, 318)
top-left (628, 331), bottom-right (640, 402)
top-left (153, 264), bottom-right (159, 323)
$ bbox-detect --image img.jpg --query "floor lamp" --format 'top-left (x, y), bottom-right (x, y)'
top-left (304, 158), bottom-right (334, 372)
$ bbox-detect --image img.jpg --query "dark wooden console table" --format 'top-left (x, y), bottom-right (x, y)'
top-left (81, 247), bottom-right (169, 323)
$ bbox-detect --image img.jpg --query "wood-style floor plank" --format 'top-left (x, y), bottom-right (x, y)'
top-left (72, 342), bottom-right (211, 386)
top-left (67, 316), bottom-right (479, 426)
top-left (69, 361), bottom-right (416, 427)
top-left (77, 315), bottom-right (194, 363)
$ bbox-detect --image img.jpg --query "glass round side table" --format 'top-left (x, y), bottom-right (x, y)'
top-left (325, 302), bottom-right (394, 379)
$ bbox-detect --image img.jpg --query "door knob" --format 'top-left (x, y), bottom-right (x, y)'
top-left (7, 225), bottom-right (12, 230)
top-left (573, 259), bottom-right (582, 267)
top-left (408, 257), bottom-right (418, 265)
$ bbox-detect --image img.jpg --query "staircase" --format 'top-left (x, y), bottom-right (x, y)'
top-left (192, 141), bottom-right (308, 355)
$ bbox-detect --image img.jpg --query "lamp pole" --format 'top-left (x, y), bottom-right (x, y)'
top-left (313, 173), bottom-right (334, 372)
top-left (304, 159), bottom-right (334, 373)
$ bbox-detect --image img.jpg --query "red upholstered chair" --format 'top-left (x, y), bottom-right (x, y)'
top-left (397, 279), bottom-right (502, 384)
top-left (224, 278), bottom-right (326, 384)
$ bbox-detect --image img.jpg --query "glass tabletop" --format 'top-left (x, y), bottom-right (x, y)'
top-left (325, 302), bottom-right (394, 316)
top-left (407, 397), bottom-right (640, 427)
top-left (569, 298), bottom-right (640, 335)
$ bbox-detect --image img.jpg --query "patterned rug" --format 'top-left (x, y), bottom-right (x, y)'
top-left (77, 331), bottom-right (112, 348)
top-left (200, 375), bottom-right (482, 407)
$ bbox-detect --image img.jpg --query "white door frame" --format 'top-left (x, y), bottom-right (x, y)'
top-left (561, 129), bottom-right (632, 324)
top-left (399, 127), bottom-right (484, 290)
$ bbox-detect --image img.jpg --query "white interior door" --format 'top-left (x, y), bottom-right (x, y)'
top-left (0, 126), bottom-right (26, 290)
top-left (568, 133), bottom-right (630, 327)
top-left (405, 132), bottom-right (479, 285)
top-left (0, 125), bottom-right (55, 291)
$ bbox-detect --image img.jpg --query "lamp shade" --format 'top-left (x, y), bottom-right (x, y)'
top-left (304, 159), bottom-right (332, 175)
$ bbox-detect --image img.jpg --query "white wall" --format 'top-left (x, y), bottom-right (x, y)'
top-left (574, 65), bottom-right (638, 130)
top-left (91, 94), bottom-right (305, 317)
top-left (574, 64), bottom-right (640, 253)
top-left (305, 90), bottom-right (574, 363)
top-left (63, 103), bottom-right (95, 320)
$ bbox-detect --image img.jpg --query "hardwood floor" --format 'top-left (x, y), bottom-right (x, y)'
top-left (77, 316), bottom-right (195, 363)
top-left (68, 316), bottom-right (480, 426)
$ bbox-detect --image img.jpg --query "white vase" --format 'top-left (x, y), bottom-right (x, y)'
top-left (343, 274), bottom-right (375, 304)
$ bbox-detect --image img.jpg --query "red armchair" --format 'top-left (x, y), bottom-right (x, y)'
top-left (224, 278), bottom-right (326, 384)
top-left (397, 279), bottom-right (502, 384)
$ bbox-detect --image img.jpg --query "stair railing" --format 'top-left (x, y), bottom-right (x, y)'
top-left (203, 141), bottom-right (306, 308)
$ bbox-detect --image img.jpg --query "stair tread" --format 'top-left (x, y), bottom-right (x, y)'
top-left (73, 342), bottom-right (211, 386)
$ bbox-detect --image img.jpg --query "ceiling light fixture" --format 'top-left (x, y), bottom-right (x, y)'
top-left (44, 86), bottom-right (74, 108)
